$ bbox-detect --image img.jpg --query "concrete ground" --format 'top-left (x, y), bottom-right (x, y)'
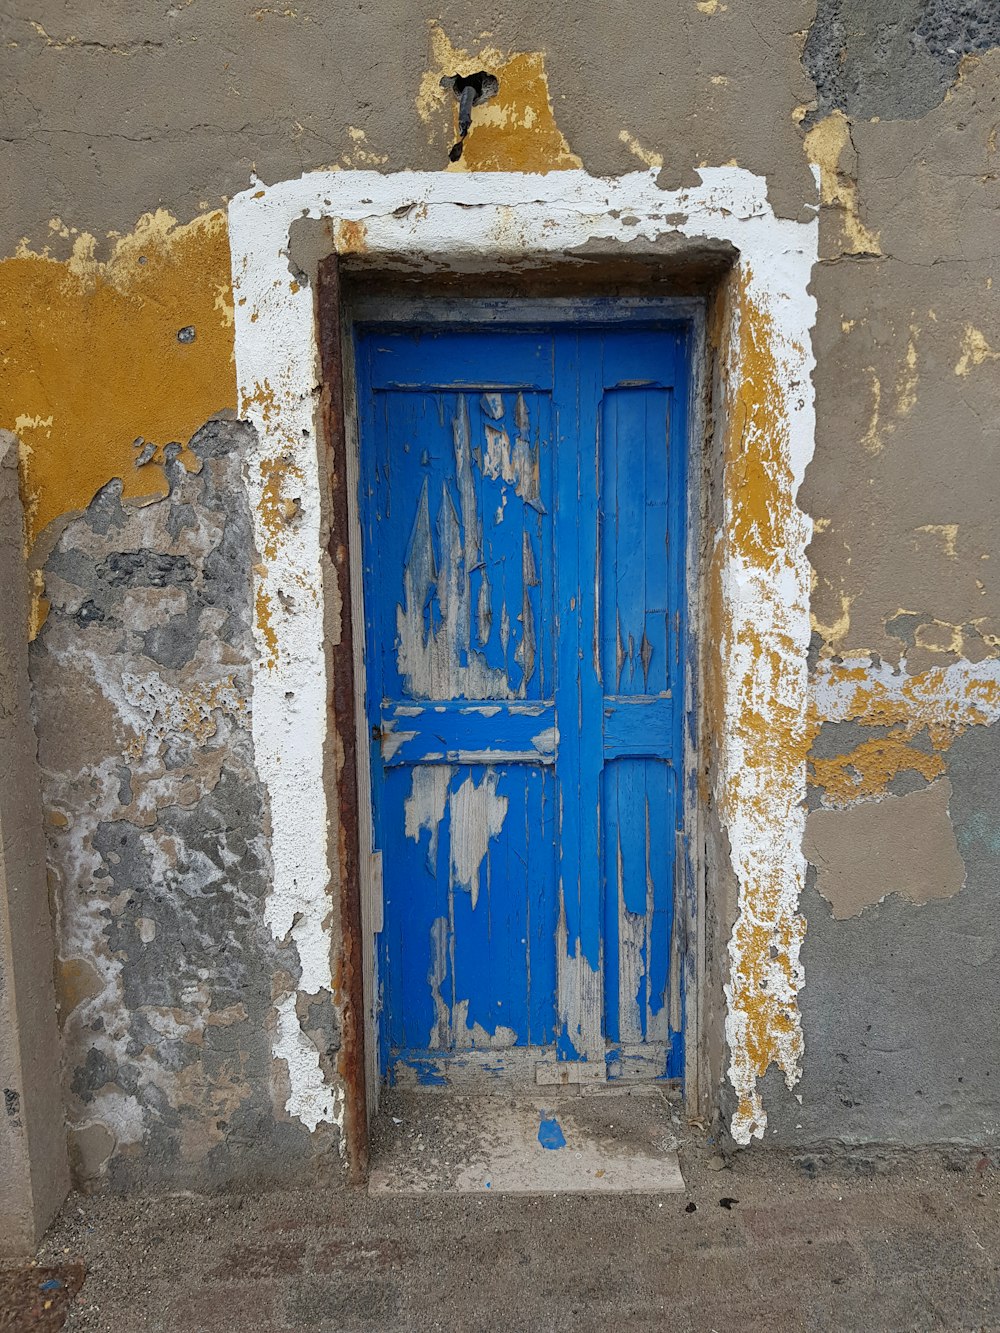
top-left (4, 1127), bottom-right (998, 1332)
top-left (368, 1088), bottom-right (685, 1196)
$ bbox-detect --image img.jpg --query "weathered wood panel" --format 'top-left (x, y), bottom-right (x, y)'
top-left (356, 319), bottom-right (689, 1086)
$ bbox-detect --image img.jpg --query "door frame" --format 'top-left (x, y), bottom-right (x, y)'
top-left (231, 167), bottom-right (819, 1166)
top-left (339, 290), bottom-right (708, 1121)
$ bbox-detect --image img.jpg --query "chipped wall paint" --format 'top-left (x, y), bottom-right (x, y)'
top-left (803, 111), bottom-right (880, 258)
top-left (809, 655), bottom-right (1000, 809)
top-left (711, 258), bottom-right (818, 1144)
top-left (228, 235), bottom-right (340, 1135)
top-left (955, 325), bottom-right (999, 376)
top-left (804, 778), bottom-right (966, 919)
top-left (417, 24), bottom-right (581, 173)
top-left (30, 421), bottom-right (332, 1188)
top-left (0, 211), bottom-right (236, 629)
top-left (810, 732), bottom-right (946, 806)
top-left (228, 165), bottom-right (819, 1144)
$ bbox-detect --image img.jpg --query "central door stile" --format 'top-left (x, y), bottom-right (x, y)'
top-left (553, 331), bottom-right (605, 1067)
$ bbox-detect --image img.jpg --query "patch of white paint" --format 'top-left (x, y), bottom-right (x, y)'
top-left (82, 1092), bottom-right (144, 1146)
top-left (229, 163), bottom-right (819, 1144)
top-left (448, 770), bottom-right (508, 909)
top-left (228, 192), bottom-right (340, 1134)
top-left (273, 991), bottom-right (341, 1132)
top-left (813, 654), bottom-right (1000, 724)
top-left (715, 213), bottom-right (819, 1141)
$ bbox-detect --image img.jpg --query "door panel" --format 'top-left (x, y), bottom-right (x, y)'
top-left (603, 758), bottom-right (676, 1047)
top-left (597, 381), bottom-right (684, 1072)
top-left (363, 386), bottom-right (553, 708)
top-left (356, 318), bottom-right (689, 1087)
top-left (379, 761), bottom-right (558, 1056)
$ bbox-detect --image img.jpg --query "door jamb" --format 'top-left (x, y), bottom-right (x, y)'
top-left (317, 258), bottom-right (369, 1181)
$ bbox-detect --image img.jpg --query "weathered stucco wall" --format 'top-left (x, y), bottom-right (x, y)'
top-left (0, 434), bottom-right (69, 1248)
top-left (766, 6), bottom-right (1000, 1147)
top-left (1, 0), bottom-right (998, 1184)
top-left (31, 421), bottom-right (340, 1187)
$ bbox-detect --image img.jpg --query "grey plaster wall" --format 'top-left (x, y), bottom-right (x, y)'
top-left (762, 718), bottom-right (1000, 1146)
top-left (31, 421), bottom-right (339, 1190)
top-left (0, 433), bottom-right (68, 1250)
top-left (790, 0), bottom-right (1000, 1148)
top-left (804, 0), bottom-right (1000, 120)
top-left (0, 0), bottom-right (818, 250)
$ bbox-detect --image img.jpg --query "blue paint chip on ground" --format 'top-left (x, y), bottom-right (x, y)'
top-left (538, 1114), bottom-right (567, 1150)
top-left (39, 1279), bottom-right (63, 1292)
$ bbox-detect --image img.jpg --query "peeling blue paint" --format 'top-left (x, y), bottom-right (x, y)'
top-left (356, 314), bottom-right (690, 1086)
top-left (538, 1114), bottom-right (567, 1150)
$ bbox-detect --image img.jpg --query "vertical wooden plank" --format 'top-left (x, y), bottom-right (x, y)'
top-left (597, 347), bottom-right (685, 1075)
top-left (608, 385), bottom-right (671, 1048)
top-left (553, 329), bottom-right (587, 1060)
top-left (645, 760), bottom-right (674, 1045)
top-left (643, 388), bottom-right (671, 697)
top-left (526, 767), bottom-right (559, 1046)
top-left (577, 332), bottom-right (605, 1005)
top-left (611, 388), bottom-right (648, 695)
top-left (358, 341), bottom-right (392, 1076)
top-left (667, 330), bottom-right (688, 685)
top-left (667, 327), bottom-right (689, 1081)
top-left (602, 765), bottom-right (621, 1044)
top-left (552, 329), bottom-right (605, 1062)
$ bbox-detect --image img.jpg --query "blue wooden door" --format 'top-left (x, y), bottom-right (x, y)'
top-left (356, 315), bottom-right (689, 1087)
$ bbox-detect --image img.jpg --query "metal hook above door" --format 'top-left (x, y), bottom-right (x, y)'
top-left (440, 71), bottom-right (500, 162)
